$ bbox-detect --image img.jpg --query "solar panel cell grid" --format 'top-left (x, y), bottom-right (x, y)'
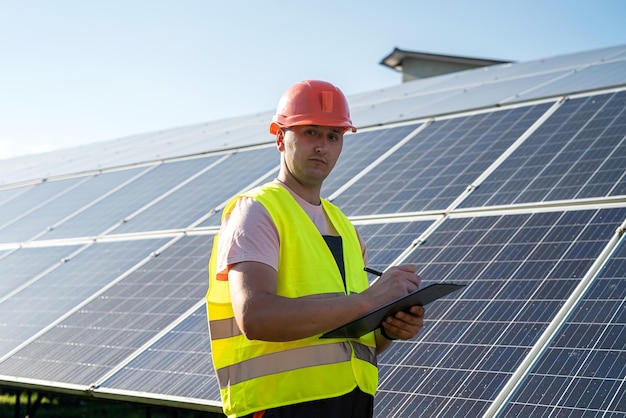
top-left (461, 90), bottom-right (626, 208)
top-left (0, 246), bottom-right (82, 299)
top-left (39, 157), bottom-right (218, 240)
top-left (322, 124), bottom-right (420, 198)
top-left (333, 103), bottom-right (552, 216)
top-left (0, 168), bottom-right (146, 244)
top-left (501, 238), bottom-right (626, 417)
top-left (0, 185), bottom-right (32, 207)
top-left (356, 220), bottom-right (432, 276)
top-left (372, 207), bottom-right (626, 417)
top-left (0, 235), bottom-right (211, 385)
top-left (0, 177), bottom-right (85, 231)
top-left (99, 306), bottom-right (221, 402)
top-left (126, 146), bottom-right (278, 231)
top-left (0, 238), bottom-right (169, 360)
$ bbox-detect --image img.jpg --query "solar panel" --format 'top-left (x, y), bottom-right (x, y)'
top-left (115, 146), bottom-right (278, 232)
top-left (500, 236), bottom-right (626, 416)
top-left (332, 103), bottom-right (553, 216)
top-left (0, 185), bottom-right (32, 207)
top-left (518, 60), bottom-right (626, 103)
top-left (97, 305), bottom-right (222, 409)
top-left (0, 176), bottom-right (86, 230)
top-left (0, 238), bottom-right (169, 359)
top-left (0, 235), bottom-right (209, 385)
top-left (37, 156), bottom-right (219, 240)
top-left (461, 90), bottom-right (626, 208)
top-left (356, 219), bottom-right (433, 276)
top-left (0, 48), bottom-right (624, 418)
top-left (322, 124), bottom-right (421, 198)
top-left (401, 74), bottom-right (559, 123)
top-left (373, 207), bottom-right (626, 417)
top-left (0, 168), bottom-right (146, 243)
top-left (0, 245), bottom-right (82, 299)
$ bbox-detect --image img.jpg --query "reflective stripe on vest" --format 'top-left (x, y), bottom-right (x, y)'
top-left (214, 340), bottom-right (376, 387)
top-left (209, 316), bottom-right (242, 340)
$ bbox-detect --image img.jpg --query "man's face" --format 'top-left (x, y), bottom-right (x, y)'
top-left (277, 125), bottom-right (344, 188)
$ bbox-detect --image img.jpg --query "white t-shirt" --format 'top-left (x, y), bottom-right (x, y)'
top-left (216, 181), bottom-right (366, 276)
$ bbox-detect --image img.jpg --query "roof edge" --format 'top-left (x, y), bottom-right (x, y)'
top-left (380, 47), bottom-right (512, 71)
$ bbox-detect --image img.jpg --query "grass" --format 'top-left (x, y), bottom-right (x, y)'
top-left (0, 389), bottom-right (224, 418)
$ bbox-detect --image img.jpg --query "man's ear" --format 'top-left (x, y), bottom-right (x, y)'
top-left (276, 129), bottom-right (285, 151)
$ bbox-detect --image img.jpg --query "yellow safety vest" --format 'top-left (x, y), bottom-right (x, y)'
top-left (207, 182), bottom-right (377, 417)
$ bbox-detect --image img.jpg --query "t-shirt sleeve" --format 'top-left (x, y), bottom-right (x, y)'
top-left (356, 228), bottom-right (368, 265)
top-left (215, 197), bottom-right (280, 280)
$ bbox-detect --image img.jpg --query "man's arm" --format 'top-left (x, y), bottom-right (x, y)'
top-left (229, 261), bottom-right (423, 342)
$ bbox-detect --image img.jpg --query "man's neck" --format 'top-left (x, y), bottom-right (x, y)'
top-left (275, 176), bottom-right (322, 206)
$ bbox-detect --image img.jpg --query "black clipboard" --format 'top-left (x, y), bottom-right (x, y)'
top-left (320, 283), bottom-right (465, 339)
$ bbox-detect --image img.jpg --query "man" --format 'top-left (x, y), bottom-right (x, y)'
top-left (207, 80), bottom-right (425, 418)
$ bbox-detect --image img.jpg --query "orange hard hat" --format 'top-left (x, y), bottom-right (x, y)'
top-left (269, 80), bottom-right (357, 135)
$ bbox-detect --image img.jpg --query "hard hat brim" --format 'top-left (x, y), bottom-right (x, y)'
top-left (269, 120), bottom-right (357, 135)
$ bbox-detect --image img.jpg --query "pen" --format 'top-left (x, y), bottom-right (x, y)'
top-left (364, 266), bottom-right (384, 276)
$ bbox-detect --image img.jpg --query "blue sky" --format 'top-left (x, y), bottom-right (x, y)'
top-left (1, 0), bottom-right (625, 160)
